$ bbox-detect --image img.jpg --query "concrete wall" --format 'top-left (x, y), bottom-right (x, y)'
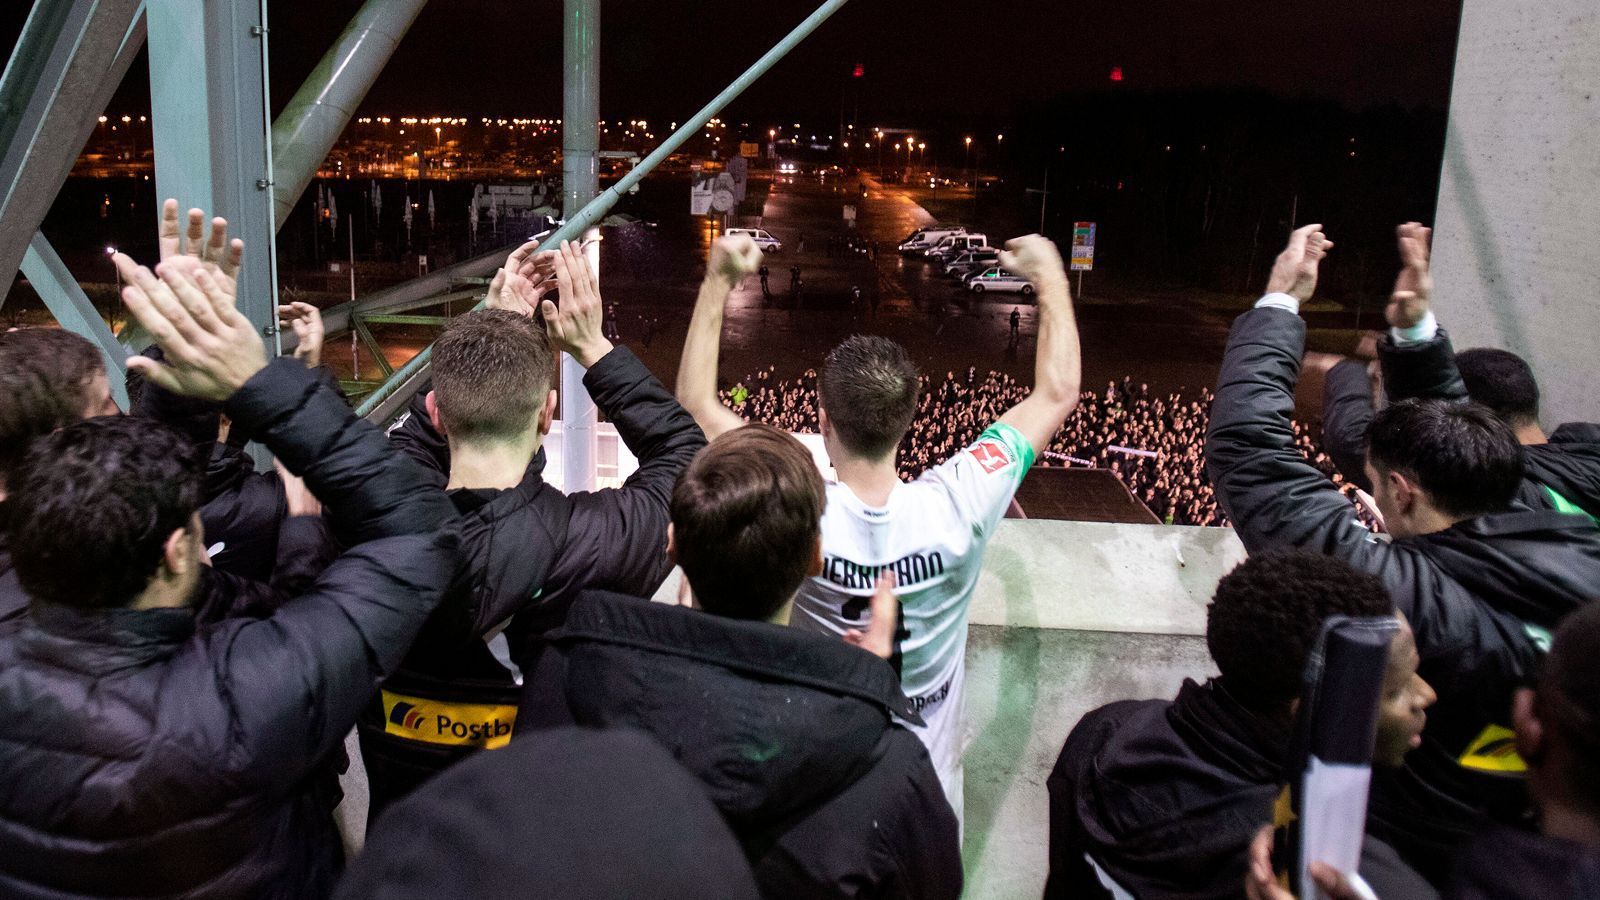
top-left (1431, 0), bottom-right (1600, 426)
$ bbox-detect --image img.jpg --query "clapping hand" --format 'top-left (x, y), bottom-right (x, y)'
top-left (278, 302), bottom-right (325, 369)
top-left (1265, 224), bottom-right (1334, 305)
top-left (541, 240), bottom-right (613, 368)
top-left (843, 573), bottom-right (899, 660)
top-left (1386, 222), bottom-right (1432, 330)
top-left (158, 199), bottom-right (243, 293)
top-left (114, 253), bottom-right (266, 401)
top-left (486, 239), bottom-right (557, 318)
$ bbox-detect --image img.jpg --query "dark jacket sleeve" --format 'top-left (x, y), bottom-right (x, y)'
top-left (1377, 328), bottom-right (1470, 405)
top-left (1321, 358), bottom-right (1376, 492)
top-left (212, 359), bottom-right (461, 784)
top-left (1205, 309), bottom-right (1456, 638)
top-left (538, 348), bottom-right (707, 609)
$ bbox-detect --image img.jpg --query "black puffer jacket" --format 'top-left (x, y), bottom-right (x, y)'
top-left (1207, 307), bottom-right (1600, 882)
top-left (526, 591), bottom-right (962, 899)
top-left (0, 360), bottom-right (461, 899)
top-left (359, 347), bottom-right (704, 814)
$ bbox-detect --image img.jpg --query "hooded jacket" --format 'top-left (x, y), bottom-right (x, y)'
top-left (0, 360), bottom-right (461, 899)
top-left (1046, 679), bottom-right (1287, 900)
top-left (1207, 307), bottom-right (1600, 882)
top-left (357, 347), bottom-right (705, 814)
top-left (526, 590), bottom-right (962, 899)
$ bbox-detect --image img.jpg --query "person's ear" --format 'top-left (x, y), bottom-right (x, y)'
top-left (666, 522), bottom-right (678, 565)
top-left (808, 534), bottom-right (824, 577)
top-left (161, 526), bottom-right (193, 581)
top-left (1390, 470), bottom-right (1418, 515)
top-left (425, 391), bottom-right (445, 435)
top-left (818, 406), bottom-right (831, 438)
top-left (1512, 688), bottom-right (1545, 766)
top-left (539, 389), bottom-right (558, 437)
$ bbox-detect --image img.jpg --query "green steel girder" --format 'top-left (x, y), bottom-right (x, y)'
top-left (351, 316), bottom-right (393, 378)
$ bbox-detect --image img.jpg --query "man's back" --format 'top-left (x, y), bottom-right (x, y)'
top-left (537, 590), bottom-right (962, 900)
top-left (791, 422), bottom-right (1034, 817)
top-left (0, 361), bottom-right (461, 898)
top-left (1046, 681), bottom-right (1287, 900)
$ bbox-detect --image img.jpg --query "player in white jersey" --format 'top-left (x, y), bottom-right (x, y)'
top-left (679, 231), bottom-right (1082, 826)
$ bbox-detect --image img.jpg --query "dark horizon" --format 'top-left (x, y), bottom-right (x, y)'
top-left (3, 0), bottom-right (1466, 126)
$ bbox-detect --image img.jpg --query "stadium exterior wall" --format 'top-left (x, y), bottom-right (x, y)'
top-left (1430, 0), bottom-right (1600, 427)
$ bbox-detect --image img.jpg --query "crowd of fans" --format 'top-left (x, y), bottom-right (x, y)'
top-left (725, 368), bottom-right (1365, 527)
top-left (0, 184), bottom-right (1595, 900)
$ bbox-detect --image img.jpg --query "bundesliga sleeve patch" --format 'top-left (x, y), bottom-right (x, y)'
top-left (970, 440), bottom-right (1012, 475)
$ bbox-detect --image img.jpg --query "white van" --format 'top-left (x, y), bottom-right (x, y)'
top-left (898, 225), bottom-right (968, 254)
top-left (725, 228), bottom-right (782, 253)
top-left (926, 233), bottom-right (989, 261)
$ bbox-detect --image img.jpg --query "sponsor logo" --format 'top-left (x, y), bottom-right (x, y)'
top-left (1457, 724), bottom-right (1527, 774)
top-left (970, 440), bottom-right (1012, 475)
top-left (380, 691), bottom-right (517, 750)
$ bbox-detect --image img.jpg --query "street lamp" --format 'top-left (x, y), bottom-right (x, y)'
top-left (964, 136), bottom-right (972, 186)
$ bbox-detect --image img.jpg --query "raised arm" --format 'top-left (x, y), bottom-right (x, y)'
top-left (995, 234), bottom-right (1082, 457)
top-left (1376, 222), bottom-right (1471, 405)
top-left (116, 250), bottom-right (461, 781)
top-left (1205, 225), bottom-right (1379, 559)
top-left (677, 235), bottom-right (761, 440)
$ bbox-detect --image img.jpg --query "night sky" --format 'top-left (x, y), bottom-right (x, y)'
top-left (2, 0), bottom-right (1465, 124)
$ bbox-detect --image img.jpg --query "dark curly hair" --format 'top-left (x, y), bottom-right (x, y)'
top-left (9, 416), bottom-right (202, 609)
top-left (1207, 549), bottom-right (1394, 714)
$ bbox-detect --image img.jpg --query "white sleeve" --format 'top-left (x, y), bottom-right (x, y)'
top-left (922, 422), bottom-right (1035, 539)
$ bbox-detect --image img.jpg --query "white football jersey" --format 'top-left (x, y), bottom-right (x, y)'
top-left (791, 422), bottom-right (1034, 822)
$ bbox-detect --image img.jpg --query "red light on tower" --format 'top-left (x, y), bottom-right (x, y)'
top-left (852, 64), bottom-right (865, 79)
top-left (1110, 66), bottom-right (1124, 82)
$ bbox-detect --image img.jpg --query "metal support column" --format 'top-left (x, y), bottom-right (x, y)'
top-left (353, 0), bottom-right (854, 422)
top-left (270, 0), bottom-right (428, 230)
top-left (148, 0), bottom-right (276, 467)
top-left (21, 233), bottom-right (130, 409)
top-left (148, 0), bottom-right (278, 353)
top-left (561, 0), bottom-right (601, 493)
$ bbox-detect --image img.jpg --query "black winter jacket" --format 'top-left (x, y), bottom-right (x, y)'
top-left (1206, 307), bottom-right (1600, 882)
top-left (358, 347), bottom-right (705, 813)
top-left (1319, 329), bottom-right (1600, 518)
top-left (1046, 679), bottom-right (1288, 900)
top-left (526, 590), bottom-right (963, 900)
top-left (0, 360), bottom-right (461, 899)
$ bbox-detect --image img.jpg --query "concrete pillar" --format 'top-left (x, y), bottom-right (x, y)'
top-left (1431, 1), bottom-right (1600, 426)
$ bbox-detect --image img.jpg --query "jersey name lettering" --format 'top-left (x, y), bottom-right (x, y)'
top-left (823, 551), bottom-right (946, 591)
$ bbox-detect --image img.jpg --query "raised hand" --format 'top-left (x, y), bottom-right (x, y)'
top-left (158, 198), bottom-right (244, 292)
top-left (1265, 224), bottom-right (1334, 304)
top-left (998, 234), bottom-right (1067, 293)
top-left (486, 239), bottom-right (558, 318)
top-left (843, 573), bottom-right (899, 660)
top-left (709, 234), bottom-right (763, 285)
top-left (1386, 221), bottom-right (1433, 330)
top-left (275, 459), bottom-right (323, 518)
top-left (115, 253), bottom-right (266, 401)
top-left (541, 240), bottom-right (614, 368)
top-left (277, 302), bottom-right (325, 369)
